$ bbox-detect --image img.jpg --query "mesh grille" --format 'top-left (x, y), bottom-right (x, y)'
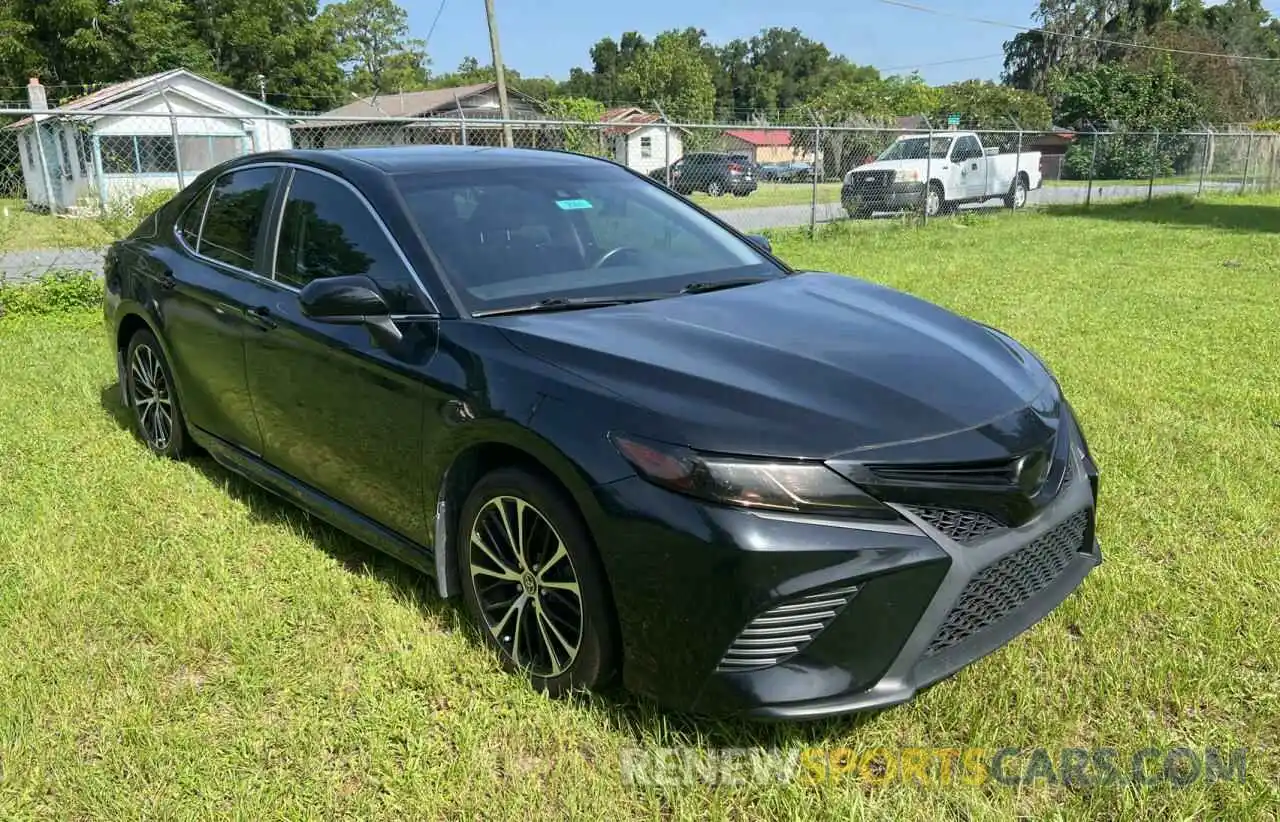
top-left (925, 509), bottom-right (1090, 656)
top-left (907, 507), bottom-right (1005, 543)
top-left (717, 584), bottom-right (861, 672)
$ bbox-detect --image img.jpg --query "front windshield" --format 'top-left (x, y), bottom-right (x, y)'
top-left (394, 162), bottom-right (785, 314)
top-left (877, 136), bottom-right (953, 161)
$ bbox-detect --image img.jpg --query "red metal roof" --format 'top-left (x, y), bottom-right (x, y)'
top-left (724, 129), bottom-right (792, 146)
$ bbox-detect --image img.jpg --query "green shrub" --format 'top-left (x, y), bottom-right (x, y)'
top-left (97, 188), bottom-right (179, 239)
top-left (0, 269), bottom-right (103, 318)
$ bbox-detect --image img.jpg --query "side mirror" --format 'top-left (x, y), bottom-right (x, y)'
top-left (298, 274), bottom-right (403, 348)
top-left (299, 274), bottom-right (390, 322)
top-left (746, 234), bottom-right (772, 253)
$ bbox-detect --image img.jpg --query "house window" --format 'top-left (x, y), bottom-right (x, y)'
top-left (98, 135), bottom-right (180, 174)
top-left (640, 135), bottom-right (653, 159)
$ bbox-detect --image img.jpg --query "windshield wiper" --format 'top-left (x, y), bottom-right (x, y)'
top-left (680, 277), bottom-right (771, 295)
top-left (472, 295), bottom-right (660, 318)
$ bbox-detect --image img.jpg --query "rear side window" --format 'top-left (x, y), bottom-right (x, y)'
top-left (274, 169), bottom-right (421, 312)
top-left (198, 167), bottom-right (278, 271)
top-left (177, 187), bottom-right (210, 248)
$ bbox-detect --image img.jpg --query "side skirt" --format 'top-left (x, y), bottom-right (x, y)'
top-left (190, 426), bottom-right (438, 580)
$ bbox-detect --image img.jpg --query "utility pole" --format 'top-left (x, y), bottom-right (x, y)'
top-left (484, 0), bottom-right (514, 148)
top-left (257, 74), bottom-right (266, 103)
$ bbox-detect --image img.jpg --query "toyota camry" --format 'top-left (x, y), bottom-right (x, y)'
top-left (103, 146), bottom-right (1101, 720)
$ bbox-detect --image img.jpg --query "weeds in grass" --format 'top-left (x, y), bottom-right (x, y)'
top-left (0, 268), bottom-right (103, 317)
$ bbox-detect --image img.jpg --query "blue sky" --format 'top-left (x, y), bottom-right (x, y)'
top-left (408, 0), bottom-right (1044, 86)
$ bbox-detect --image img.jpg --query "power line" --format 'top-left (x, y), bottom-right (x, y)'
top-left (877, 0), bottom-right (1280, 63)
top-left (423, 0), bottom-right (449, 48)
top-left (881, 53), bottom-right (1005, 72)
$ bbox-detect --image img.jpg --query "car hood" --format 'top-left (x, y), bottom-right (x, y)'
top-left (493, 272), bottom-right (1055, 458)
top-left (850, 159), bottom-right (929, 175)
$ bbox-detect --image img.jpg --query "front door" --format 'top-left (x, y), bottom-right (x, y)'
top-left (954, 135), bottom-right (987, 200)
top-left (242, 166), bottom-right (442, 544)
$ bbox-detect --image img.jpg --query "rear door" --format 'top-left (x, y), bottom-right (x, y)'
top-left (159, 165), bottom-right (283, 454)
top-left (240, 165), bottom-right (442, 544)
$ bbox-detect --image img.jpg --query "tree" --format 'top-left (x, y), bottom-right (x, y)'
top-left (187, 0), bottom-right (347, 111)
top-left (1053, 60), bottom-right (1204, 177)
top-left (1003, 1), bottom-right (1175, 94)
top-left (932, 80), bottom-right (1054, 130)
top-left (543, 96), bottom-right (608, 156)
top-left (322, 0), bottom-right (428, 96)
top-left (619, 30), bottom-right (715, 123)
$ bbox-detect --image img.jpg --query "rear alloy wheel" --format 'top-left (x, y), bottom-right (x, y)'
top-left (125, 330), bottom-right (191, 459)
top-left (707, 180), bottom-right (725, 197)
top-left (457, 468), bottom-right (617, 696)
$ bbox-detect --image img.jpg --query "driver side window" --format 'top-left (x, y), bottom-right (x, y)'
top-left (953, 137), bottom-right (982, 162)
top-left (274, 168), bottom-right (423, 313)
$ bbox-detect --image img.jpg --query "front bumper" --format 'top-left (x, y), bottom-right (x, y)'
top-left (842, 180), bottom-right (925, 212)
top-left (589, 429), bottom-right (1100, 720)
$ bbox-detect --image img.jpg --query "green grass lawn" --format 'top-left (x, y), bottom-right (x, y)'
top-left (2, 196), bottom-right (1278, 818)
top-left (0, 198), bottom-right (117, 253)
top-left (690, 181), bottom-right (843, 211)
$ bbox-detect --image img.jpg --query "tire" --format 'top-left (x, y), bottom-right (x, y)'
top-left (846, 205), bottom-right (872, 220)
top-left (124, 329), bottom-right (192, 459)
top-left (457, 467), bottom-right (618, 697)
top-left (1005, 175), bottom-right (1028, 209)
top-left (923, 183), bottom-right (944, 218)
top-left (707, 180), bottom-right (725, 197)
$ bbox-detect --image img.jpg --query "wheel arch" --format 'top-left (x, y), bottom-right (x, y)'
top-left (430, 433), bottom-right (618, 602)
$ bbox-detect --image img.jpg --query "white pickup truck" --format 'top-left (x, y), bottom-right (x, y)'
top-left (841, 131), bottom-right (1042, 218)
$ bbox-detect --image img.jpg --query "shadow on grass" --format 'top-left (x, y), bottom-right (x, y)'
top-left (99, 382), bottom-right (887, 747)
top-left (1041, 194), bottom-right (1280, 232)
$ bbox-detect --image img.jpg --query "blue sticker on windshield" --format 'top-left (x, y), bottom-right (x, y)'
top-left (555, 199), bottom-right (593, 210)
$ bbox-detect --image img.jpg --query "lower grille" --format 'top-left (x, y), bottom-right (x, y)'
top-left (717, 584), bottom-right (861, 672)
top-left (907, 506), bottom-right (1005, 544)
top-left (925, 509), bottom-right (1091, 656)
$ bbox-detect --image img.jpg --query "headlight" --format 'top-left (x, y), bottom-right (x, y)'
top-left (894, 169), bottom-right (921, 183)
top-left (611, 434), bottom-right (899, 520)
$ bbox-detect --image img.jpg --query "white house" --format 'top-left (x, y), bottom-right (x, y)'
top-left (8, 69), bottom-right (292, 212)
top-left (601, 107), bottom-right (683, 175)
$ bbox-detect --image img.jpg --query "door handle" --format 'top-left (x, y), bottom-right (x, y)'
top-left (971, 162), bottom-right (978, 170)
top-left (245, 305), bottom-right (277, 330)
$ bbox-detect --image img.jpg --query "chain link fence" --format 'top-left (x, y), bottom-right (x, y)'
top-left (0, 106), bottom-right (1277, 282)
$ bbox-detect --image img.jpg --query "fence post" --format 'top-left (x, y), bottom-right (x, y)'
top-left (1147, 131), bottom-right (1159, 203)
top-left (1085, 128), bottom-right (1099, 207)
top-left (1009, 116), bottom-right (1022, 210)
top-left (654, 101), bottom-right (670, 188)
top-left (922, 118), bottom-right (933, 226)
top-left (92, 134), bottom-right (107, 214)
top-left (1264, 133), bottom-right (1274, 193)
top-left (808, 108), bottom-right (821, 237)
top-left (1240, 131), bottom-right (1254, 194)
top-left (1197, 128), bottom-right (1210, 197)
top-left (454, 92), bottom-right (467, 146)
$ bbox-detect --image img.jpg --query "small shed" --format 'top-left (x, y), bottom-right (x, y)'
top-left (8, 69), bottom-right (291, 212)
top-left (601, 107), bottom-right (684, 174)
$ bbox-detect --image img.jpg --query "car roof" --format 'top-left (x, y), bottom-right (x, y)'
top-left (234, 146), bottom-right (613, 177)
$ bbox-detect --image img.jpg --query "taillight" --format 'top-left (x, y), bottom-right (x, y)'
top-left (728, 163), bottom-right (743, 174)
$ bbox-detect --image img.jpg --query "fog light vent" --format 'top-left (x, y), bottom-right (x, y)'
top-left (717, 584), bottom-right (860, 672)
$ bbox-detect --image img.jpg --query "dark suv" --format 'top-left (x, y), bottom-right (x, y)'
top-left (651, 152), bottom-right (758, 198)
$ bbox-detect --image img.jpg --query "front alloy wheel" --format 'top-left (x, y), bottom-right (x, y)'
top-left (468, 495), bottom-right (583, 677)
top-left (457, 468), bottom-right (617, 696)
